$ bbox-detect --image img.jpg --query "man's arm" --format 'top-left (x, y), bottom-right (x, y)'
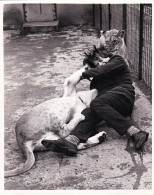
top-left (82, 55), bottom-right (126, 78)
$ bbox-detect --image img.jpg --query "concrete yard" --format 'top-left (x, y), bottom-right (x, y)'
top-left (3, 26), bottom-right (152, 190)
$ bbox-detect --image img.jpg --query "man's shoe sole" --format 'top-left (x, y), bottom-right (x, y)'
top-left (134, 132), bottom-right (149, 150)
top-left (49, 142), bottom-right (77, 156)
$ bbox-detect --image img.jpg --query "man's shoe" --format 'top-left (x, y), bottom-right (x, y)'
top-left (41, 138), bottom-right (77, 156)
top-left (131, 131), bottom-right (149, 150)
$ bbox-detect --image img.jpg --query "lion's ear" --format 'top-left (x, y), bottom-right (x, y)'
top-left (117, 30), bottom-right (125, 38)
top-left (100, 30), bottom-right (106, 36)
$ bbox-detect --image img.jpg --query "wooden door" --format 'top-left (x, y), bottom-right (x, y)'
top-left (24, 4), bottom-right (56, 22)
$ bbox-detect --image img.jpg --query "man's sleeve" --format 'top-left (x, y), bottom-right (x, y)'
top-left (82, 55), bottom-right (125, 78)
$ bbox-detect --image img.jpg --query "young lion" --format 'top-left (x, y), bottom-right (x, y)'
top-left (97, 29), bottom-right (128, 65)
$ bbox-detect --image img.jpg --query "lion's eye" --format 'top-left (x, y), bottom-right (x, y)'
top-left (113, 40), bottom-right (117, 44)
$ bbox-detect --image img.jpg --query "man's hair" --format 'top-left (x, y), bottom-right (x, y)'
top-left (83, 45), bottom-right (112, 68)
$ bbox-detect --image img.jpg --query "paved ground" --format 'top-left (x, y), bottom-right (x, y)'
top-left (4, 26), bottom-right (152, 190)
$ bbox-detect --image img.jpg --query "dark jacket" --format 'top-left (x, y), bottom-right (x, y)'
top-left (82, 55), bottom-right (135, 104)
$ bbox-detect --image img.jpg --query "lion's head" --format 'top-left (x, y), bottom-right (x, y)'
top-left (97, 29), bottom-right (128, 64)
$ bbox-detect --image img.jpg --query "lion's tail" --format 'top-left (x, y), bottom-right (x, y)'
top-left (4, 141), bottom-right (35, 177)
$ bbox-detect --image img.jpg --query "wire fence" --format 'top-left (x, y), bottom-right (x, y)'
top-left (94, 4), bottom-right (152, 89)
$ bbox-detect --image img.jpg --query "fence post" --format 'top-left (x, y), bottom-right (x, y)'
top-left (100, 4), bottom-right (102, 29)
top-left (139, 4), bottom-right (144, 80)
top-left (93, 4), bottom-right (95, 26)
top-left (123, 4), bottom-right (127, 43)
top-left (108, 4), bottom-right (111, 30)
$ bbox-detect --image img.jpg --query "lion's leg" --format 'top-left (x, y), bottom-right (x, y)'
top-left (77, 131), bottom-right (107, 150)
top-left (55, 114), bottom-right (85, 138)
top-left (63, 66), bottom-right (88, 97)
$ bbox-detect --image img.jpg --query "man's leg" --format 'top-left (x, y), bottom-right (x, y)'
top-left (90, 93), bottom-right (134, 136)
top-left (90, 92), bottom-right (149, 149)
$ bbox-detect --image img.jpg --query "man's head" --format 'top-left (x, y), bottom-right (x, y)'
top-left (83, 45), bottom-right (111, 68)
top-left (83, 46), bottom-right (98, 68)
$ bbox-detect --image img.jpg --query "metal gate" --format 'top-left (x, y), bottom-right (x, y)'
top-left (94, 4), bottom-right (152, 89)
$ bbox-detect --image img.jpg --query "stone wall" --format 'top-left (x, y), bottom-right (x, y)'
top-left (3, 4), bottom-right (94, 29)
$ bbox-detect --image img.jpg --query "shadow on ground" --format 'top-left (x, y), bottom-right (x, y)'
top-left (4, 25), bottom-right (152, 190)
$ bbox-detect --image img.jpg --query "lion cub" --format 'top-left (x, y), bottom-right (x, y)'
top-left (97, 29), bottom-right (128, 65)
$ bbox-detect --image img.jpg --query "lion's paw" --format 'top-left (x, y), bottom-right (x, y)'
top-left (79, 114), bottom-right (85, 121)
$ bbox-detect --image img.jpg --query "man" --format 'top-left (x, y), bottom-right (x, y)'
top-left (42, 48), bottom-right (149, 156)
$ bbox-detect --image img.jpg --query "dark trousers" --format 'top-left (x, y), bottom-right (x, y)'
top-left (70, 92), bottom-right (134, 142)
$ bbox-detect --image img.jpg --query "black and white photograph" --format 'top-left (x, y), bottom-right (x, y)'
top-left (1, 0), bottom-right (153, 192)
